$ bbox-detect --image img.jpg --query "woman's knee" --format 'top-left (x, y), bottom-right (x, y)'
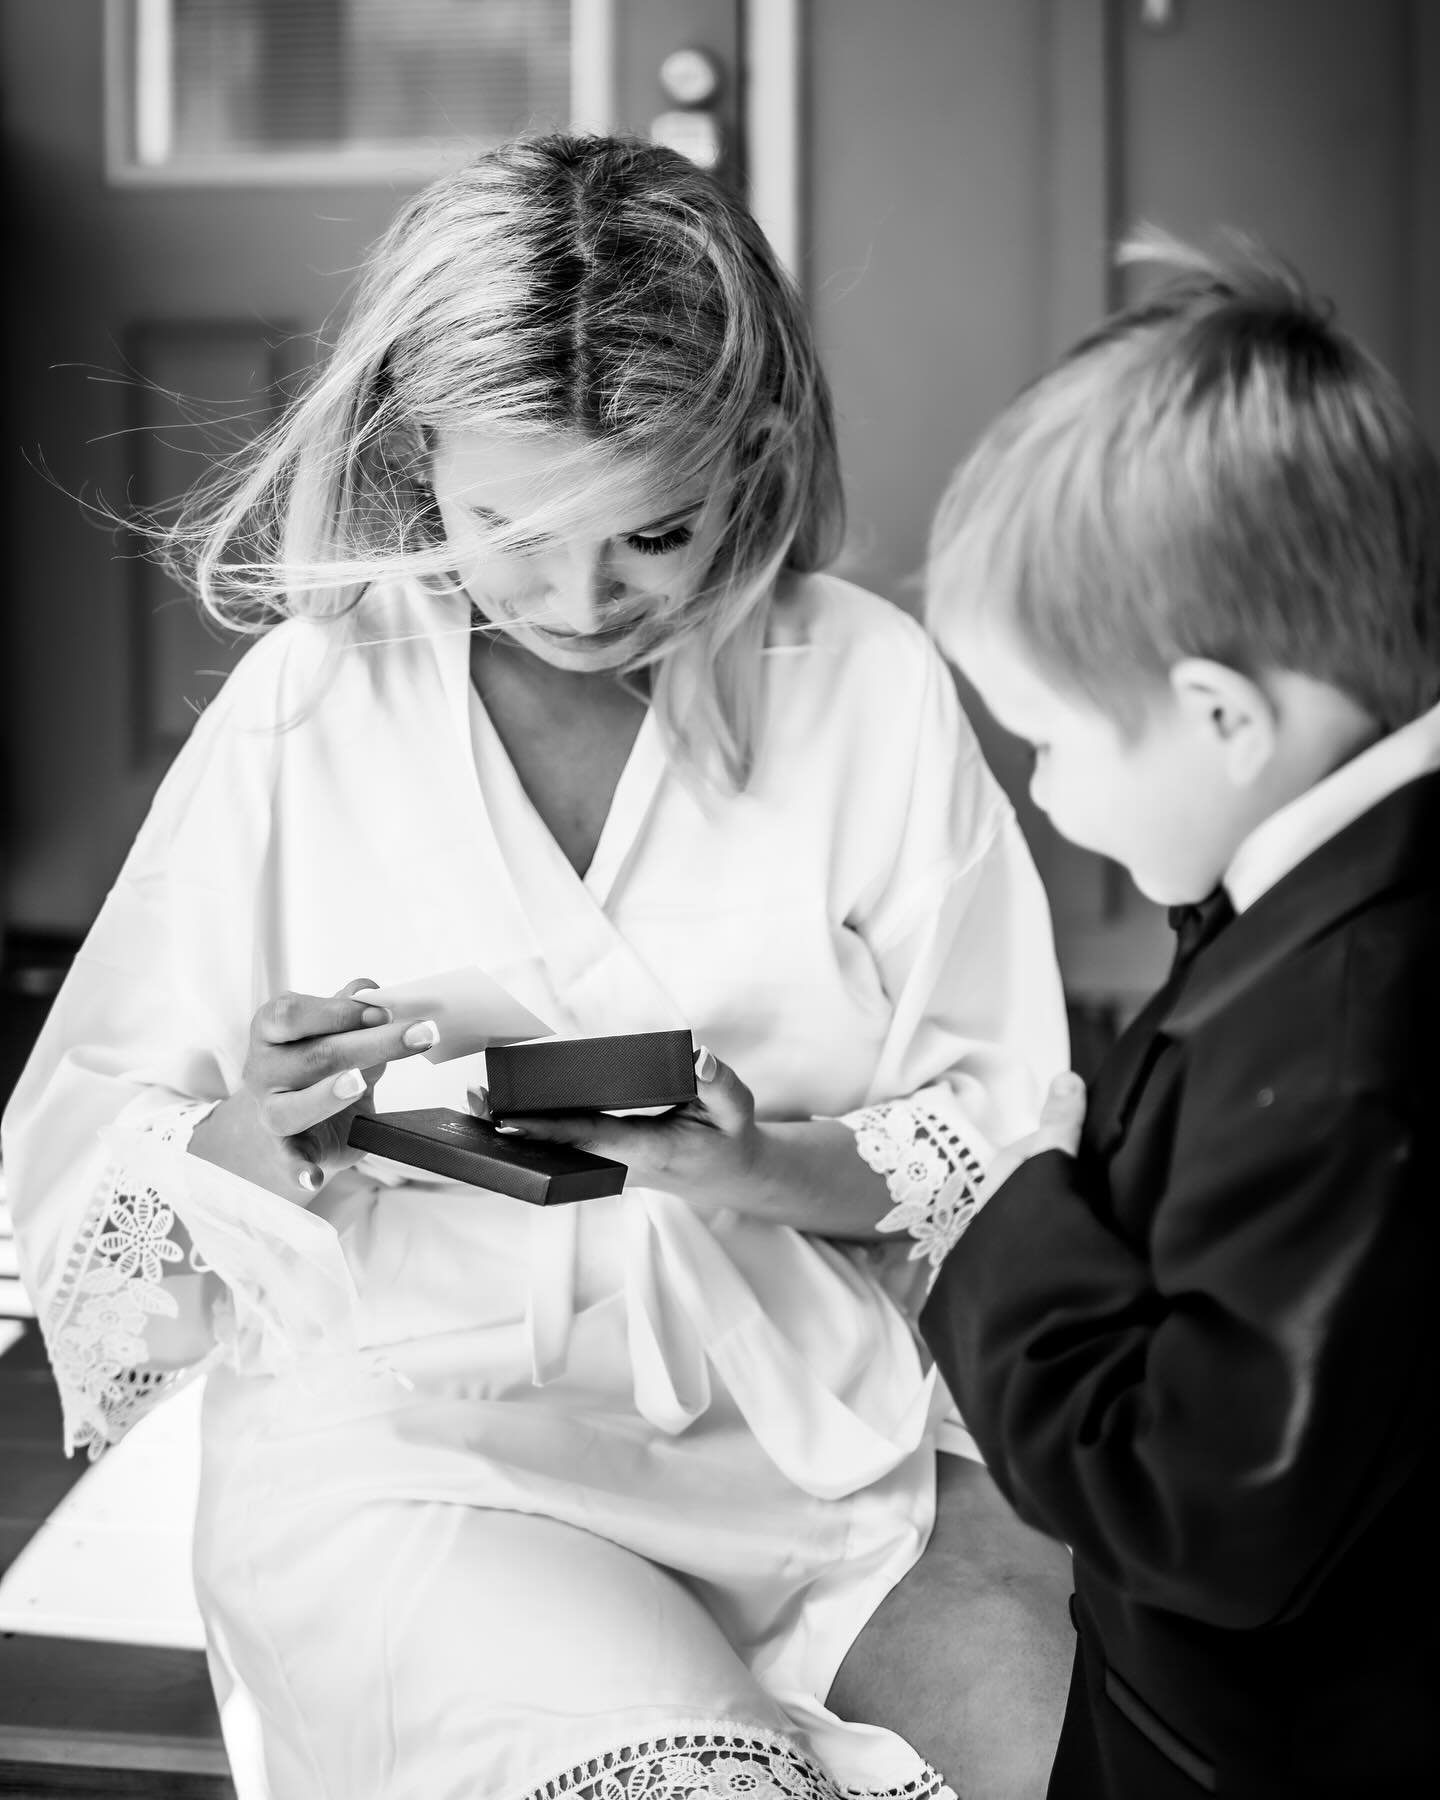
top-left (826, 1453), bottom-right (1074, 1789)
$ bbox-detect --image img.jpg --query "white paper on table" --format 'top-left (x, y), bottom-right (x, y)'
top-left (360, 966), bottom-right (554, 1064)
top-left (0, 1375), bottom-right (207, 1649)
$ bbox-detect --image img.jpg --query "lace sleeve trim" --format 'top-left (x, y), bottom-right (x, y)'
top-left (525, 1723), bottom-right (956, 1799)
top-left (47, 1099), bottom-right (219, 1459)
top-left (842, 1099), bottom-right (988, 1272)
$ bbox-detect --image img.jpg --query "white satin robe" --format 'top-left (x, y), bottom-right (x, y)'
top-left (2, 574), bottom-right (1066, 1799)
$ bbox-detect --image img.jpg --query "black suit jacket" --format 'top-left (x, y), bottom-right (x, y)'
top-left (921, 772), bottom-right (1440, 1798)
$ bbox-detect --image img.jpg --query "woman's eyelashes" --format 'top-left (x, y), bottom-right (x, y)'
top-left (466, 507), bottom-right (694, 559)
top-left (626, 524), bottom-right (694, 557)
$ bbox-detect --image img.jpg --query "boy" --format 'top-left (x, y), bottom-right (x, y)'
top-left (920, 235), bottom-right (1438, 1798)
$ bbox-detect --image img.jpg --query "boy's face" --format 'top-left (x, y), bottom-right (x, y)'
top-left (958, 623), bottom-right (1252, 906)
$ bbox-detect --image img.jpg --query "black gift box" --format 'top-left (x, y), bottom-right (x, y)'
top-left (485, 1029), bottom-right (696, 1117)
top-left (347, 1108), bottom-right (626, 1204)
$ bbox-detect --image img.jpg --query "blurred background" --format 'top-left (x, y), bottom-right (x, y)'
top-left (3, 0), bottom-right (1439, 1076)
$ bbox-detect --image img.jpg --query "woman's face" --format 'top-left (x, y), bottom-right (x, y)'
top-left (430, 426), bottom-right (716, 672)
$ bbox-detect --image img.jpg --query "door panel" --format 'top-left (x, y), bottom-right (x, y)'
top-left (1122, 0), bottom-right (1414, 375)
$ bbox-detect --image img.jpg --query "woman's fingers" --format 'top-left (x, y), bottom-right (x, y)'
top-left (466, 1087), bottom-right (612, 1151)
top-left (255, 1064), bottom-right (377, 1139)
top-left (505, 1110), bottom-right (614, 1156)
top-left (279, 1136), bottom-right (327, 1195)
top-left (254, 987), bottom-right (388, 1045)
top-left (341, 977), bottom-right (394, 1029)
top-left (242, 980), bottom-right (440, 1151)
top-left (248, 1009), bottom-right (438, 1099)
top-left (687, 1045), bottom-right (753, 1134)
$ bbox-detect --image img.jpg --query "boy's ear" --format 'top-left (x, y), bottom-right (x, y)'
top-left (1169, 658), bottom-right (1278, 787)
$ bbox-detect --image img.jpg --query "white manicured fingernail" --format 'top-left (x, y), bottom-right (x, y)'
top-left (694, 1045), bottom-right (717, 1082)
top-left (297, 1167), bottom-right (321, 1192)
top-left (402, 1019), bottom-right (439, 1050)
top-left (333, 1068), bottom-right (365, 1099)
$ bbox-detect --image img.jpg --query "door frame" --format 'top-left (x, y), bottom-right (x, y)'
top-left (743, 0), bottom-right (802, 279)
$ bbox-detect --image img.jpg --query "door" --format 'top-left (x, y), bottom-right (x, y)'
top-left (1, 0), bottom-right (744, 935)
top-left (1060, 0), bottom-right (1440, 1017)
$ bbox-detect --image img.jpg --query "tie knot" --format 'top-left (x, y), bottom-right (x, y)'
top-left (1167, 887), bottom-right (1235, 968)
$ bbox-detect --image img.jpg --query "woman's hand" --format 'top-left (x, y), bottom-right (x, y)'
top-left (189, 977), bottom-right (440, 1201)
top-left (469, 1045), bottom-right (761, 1208)
top-left (981, 1071), bottom-right (1086, 1202)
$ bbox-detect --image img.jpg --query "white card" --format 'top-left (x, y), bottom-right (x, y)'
top-left (360, 967), bottom-right (554, 1064)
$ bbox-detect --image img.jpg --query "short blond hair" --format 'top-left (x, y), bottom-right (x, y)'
top-left (927, 230), bottom-right (1440, 732)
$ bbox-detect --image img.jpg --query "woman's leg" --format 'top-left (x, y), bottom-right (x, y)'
top-left (204, 1490), bottom-right (866, 1800)
top-left (827, 1452), bottom-right (1074, 1799)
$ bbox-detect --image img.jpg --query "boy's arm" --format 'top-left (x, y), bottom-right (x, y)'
top-left (919, 1087), bottom-right (1431, 1630)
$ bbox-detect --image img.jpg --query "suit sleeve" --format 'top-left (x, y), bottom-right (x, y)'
top-left (919, 1081), bottom-right (1433, 1628)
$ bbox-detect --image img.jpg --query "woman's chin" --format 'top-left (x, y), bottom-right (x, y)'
top-left (507, 624), bottom-right (642, 674)
top-left (525, 626), bottom-right (633, 669)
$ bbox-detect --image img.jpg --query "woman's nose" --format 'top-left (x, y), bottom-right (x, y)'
top-left (541, 545), bottom-right (616, 633)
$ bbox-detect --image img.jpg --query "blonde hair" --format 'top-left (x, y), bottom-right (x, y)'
top-left (927, 228), bottom-right (1440, 734)
top-left (162, 134), bottom-right (843, 787)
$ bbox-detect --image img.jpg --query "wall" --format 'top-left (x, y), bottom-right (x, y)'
top-left (803, 0), bottom-right (1118, 990)
top-left (805, 0), bottom-right (1049, 613)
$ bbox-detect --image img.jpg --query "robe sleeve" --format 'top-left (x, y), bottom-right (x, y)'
top-left (831, 635), bottom-right (1069, 1286)
top-left (1, 622), bottom-right (361, 1457)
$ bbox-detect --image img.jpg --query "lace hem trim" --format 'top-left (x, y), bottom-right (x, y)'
top-left (844, 1100), bottom-right (986, 1272)
top-left (47, 1100), bottom-right (216, 1458)
top-left (524, 1725), bottom-right (956, 1800)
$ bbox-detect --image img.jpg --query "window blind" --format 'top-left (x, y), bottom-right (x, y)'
top-left (134, 0), bottom-right (572, 165)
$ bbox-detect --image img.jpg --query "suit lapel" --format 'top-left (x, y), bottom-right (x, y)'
top-left (1087, 978), bottom-right (1183, 1159)
top-left (1090, 771), bottom-right (1440, 1160)
top-left (1165, 770), bottom-right (1440, 1041)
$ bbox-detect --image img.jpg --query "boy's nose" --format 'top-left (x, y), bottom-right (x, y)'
top-left (541, 545), bottom-right (619, 634)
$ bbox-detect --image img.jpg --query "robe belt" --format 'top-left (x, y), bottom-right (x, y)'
top-left (525, 1190), bottom-right (936, 1502)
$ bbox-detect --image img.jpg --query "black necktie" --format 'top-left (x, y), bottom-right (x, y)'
top-left (1167, 886), bottom-right (1236, 974)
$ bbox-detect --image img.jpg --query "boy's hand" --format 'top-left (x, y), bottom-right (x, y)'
top-left (982, 1072), bottom-right (1086, 1201)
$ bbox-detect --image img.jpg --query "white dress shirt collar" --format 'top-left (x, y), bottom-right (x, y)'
top-left (1226, 698), bottom-right (1440, 913)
